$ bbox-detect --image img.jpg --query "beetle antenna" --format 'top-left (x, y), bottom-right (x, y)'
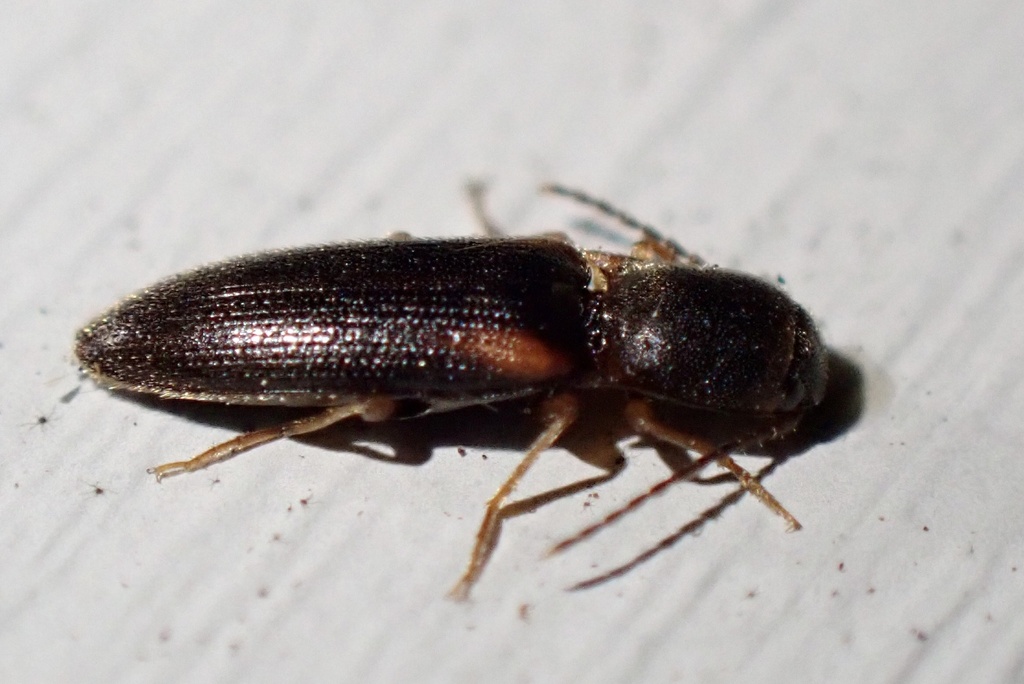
top-left (539, 184), bottom-right (654, 234)
top-left (540, 184), bottom-right (704, 266)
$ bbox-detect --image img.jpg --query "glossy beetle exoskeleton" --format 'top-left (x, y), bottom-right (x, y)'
top-left (75, 184), bottom-right (827, 598)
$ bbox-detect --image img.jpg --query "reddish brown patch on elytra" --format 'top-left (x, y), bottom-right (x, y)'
top-left (454, 328), bottom-right (573, 380)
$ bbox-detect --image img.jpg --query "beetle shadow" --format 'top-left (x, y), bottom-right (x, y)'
top-left (119, 347), bottom-right (860, 464)
top-left (109, 348), bottom-right (862, 587)
top-left (119, 390), bottom-right (629, 475)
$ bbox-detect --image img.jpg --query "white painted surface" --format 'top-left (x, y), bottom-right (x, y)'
top-left (2, 2), bottom-right (1023, 682)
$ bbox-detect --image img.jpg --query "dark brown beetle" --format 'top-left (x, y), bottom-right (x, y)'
top-left (75, 184), bottom-right (827, 598)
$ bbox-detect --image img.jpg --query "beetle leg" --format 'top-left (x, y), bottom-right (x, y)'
top-left (498, 450), bottom-right (626, 522)
top-left (713, 456), bottom-right (801, 530)
top-left (148, 398), bottom-right (398, 481)
top-left (540, 183), bottom-right (706, 267)
top-left (468, 181), bottom-right (577, 245)
top-left (465, 181), bottom-right (507, 237)
top-left (546, 397), bottom-right (730, 555)
top-left (624, 399), bottom-right (802, 531)
top-left (448, 393), bottom-right (579, 601)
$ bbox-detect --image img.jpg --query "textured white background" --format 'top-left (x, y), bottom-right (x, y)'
top-left (3, 1), bottom-right (1024, 682)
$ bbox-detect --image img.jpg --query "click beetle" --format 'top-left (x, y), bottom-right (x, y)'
top-left (75, 184), bottom-right (827, 598)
